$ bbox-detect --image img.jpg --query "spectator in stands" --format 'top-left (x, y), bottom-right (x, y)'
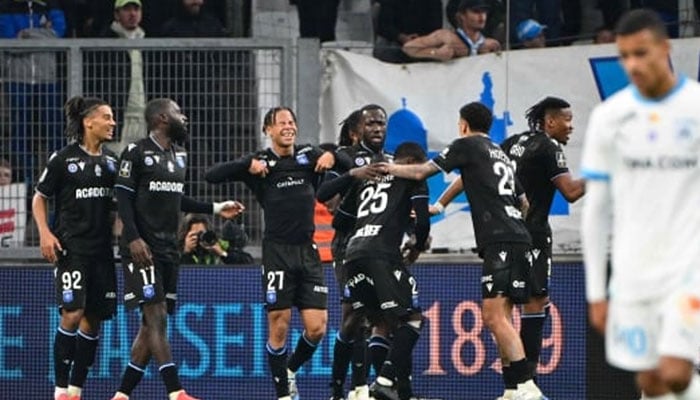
top-left (509, 0), bottom-right (562, 45)
top-left (0, 159), bottom-right (11, 187)
top-left (597, 0), bottom-right (626, 36)
top-left (593, 26), bottom-right (615, 44)
top-left (158, 0), bottom-right (226, 37)
top-left (1, 0), bottom-right (66, 185)
top-left (180, 214), bottom-right (252, 265)
top-left (516, 18), bottom-right (547, 48)
top-left (89, 0), bottom-right (147, 155)
top-left (373, 0), bottom-right (443, 64)
top-left (402, 0), bottom-right (500, 61)
top-left (290, 0), bottom-right (340, 43)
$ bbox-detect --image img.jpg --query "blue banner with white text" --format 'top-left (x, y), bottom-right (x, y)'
top-left (0, 264), bottom-right (586, 400)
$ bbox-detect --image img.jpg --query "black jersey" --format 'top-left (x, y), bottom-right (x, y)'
top-left (344, 174), bottom-right (429, 263)
top-left (35, 143), bottom-right (118, 255)
top-left (501, 131), bottom-right (569, 236)
top-left (325, 143), bottom-right (390, 250)
top-left (432, 135), bottom-right (531, 249)
top-left (114, 136), bottom-right (188, 256)
top-left (206, 144), bottom-right (324, 245)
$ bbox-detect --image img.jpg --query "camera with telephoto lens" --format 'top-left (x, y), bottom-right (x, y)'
top-left (197, 230), bottom-right (218, 247)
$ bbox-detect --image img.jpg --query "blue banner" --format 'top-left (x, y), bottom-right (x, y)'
top-left (0, 263), bottom-right (586, 399)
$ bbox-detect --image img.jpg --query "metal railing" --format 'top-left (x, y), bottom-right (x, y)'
top-left (0, 38), bottom-right (323, 254)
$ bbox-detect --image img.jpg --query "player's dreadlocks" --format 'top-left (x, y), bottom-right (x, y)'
top-left (64, 96), bottom-right (109, 143)
top-left (338, 109), bottom-right (362, 146)
top-left (525, 97), bottom-right (570, 132)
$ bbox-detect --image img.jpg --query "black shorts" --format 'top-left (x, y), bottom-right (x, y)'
top-left (529, 234), bottom-right (552, 297)
top-left (122, 256), bottom-right (179, 314)
top-left (481, 242), bottom-right (532, 304)
top-left (54, 250), bottom-right (117, 320)
top-left (262, 240), bottom-right (328, 311)
top-left (344, 257), bottom-right (420, 318)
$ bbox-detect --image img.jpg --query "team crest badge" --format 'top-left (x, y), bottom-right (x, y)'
top-left (144, 156), bottom-right (154, 166)
top-left (355, 157), bottom-right (366, 166)
top-left (266, 289), bottom-right (277, 304)
top-left (296, 154), bottom-right (309, 165)
top-left (106, 159), bottom-right (116, 172)
top-left (94, 164), bottom-right (102, 177)
top-left (176, 155), bottom-right (185, 168)
top-left (167, 161), bottom-right (175, 173)
top-left (143, 284), bottom-right (155, 299)
top-left (67, 163), bottom-right (78, 173)
top-left (62, 290), bottom-right (74, 303)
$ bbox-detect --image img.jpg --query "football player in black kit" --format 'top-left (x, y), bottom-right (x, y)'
top-left (33, 96), bottom-right (118, 400)
top-left (111, 98), bottom-right (243, 400)
top-left (318, 104), bottom-right (390, 400)
top-left (374, 102), bottom-right (548, 400)
top-left (499, 97), bottom-right (585, 394)
top-left (432, 97), bottom-right (585, 398)
top-left (205, 106), bottom-right (335, 400)
top-left (323, 141), bottom-right (430, 400)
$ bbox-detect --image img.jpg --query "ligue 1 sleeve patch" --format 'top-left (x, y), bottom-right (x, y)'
top-left (556, 152), bottom-right (567, 168)
top-left (119, 160), bottom-right (132, 178)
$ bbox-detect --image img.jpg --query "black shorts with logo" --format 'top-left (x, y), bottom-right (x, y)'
top-left (529, 234), bottom-right (552, 297)
top-left (262, 240), bottom-right (328, 311)
top-left (122, 255), bottom-right (179, 314)
top-left (54, 250), bottom-right (117, 320)
top-left (480, 242), bottom-right (532, 304)
top-left (344, 257), bottom-right (420, 318)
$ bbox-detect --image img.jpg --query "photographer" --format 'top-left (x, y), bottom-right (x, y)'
top-left (180, 213), bottom-right (254, 265)
top-left (179, 213), bottom-right (227, 265)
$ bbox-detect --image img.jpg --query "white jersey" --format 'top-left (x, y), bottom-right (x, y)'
top-left (581, 77), bottom-right (700, 302)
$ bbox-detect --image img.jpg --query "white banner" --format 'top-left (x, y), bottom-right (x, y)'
top-left (319, 39), bottom-right (700, 252)
top-left (0, 183), bottom-right (27, 248)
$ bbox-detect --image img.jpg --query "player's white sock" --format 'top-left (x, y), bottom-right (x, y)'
top-left (168, 390), bottom-right (184, 400)
top-left (675, 373), bottom-right (700, 400)
top-left (67, 385), bottom-right (82, 397)
top-left (54, 387), bottom-right (68, 399)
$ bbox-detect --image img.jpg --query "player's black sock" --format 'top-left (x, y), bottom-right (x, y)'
top-left (350, 331), bottom-right (368, 388)
top-left (510, 358), bottom-right (534, 384)
top-left (159, 362), bottom-right (183, 394)
top-left (520, 307), bottom-right (548, 380)
top-left (69, 330), bottom-right (99, 388)
top-left (288, 331), bottom-right (319, 372)
top-left (396, 356), bottom-right (413, 400)
top-left (379, 324), bottom-right (420, 383)
top-left (368, 335), bottom-right (391, 377)
top-left (501, 365), bottom-right (518, 390)
top-left (331, 332), bottom-right (353, 394)
top-left (117, 362), bottom-right (146, 395)
top-left (267, 343), bottom-right (289, 397)
top-left (54, 327), bottom-right (77, 388)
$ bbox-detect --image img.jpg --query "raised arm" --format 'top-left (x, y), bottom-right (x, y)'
top-left (402, 29), bottom-right (460, 61)
top-left (381, 161), bottom-right (439, 181)
top-left (205, 156), bottom-right (256, 183)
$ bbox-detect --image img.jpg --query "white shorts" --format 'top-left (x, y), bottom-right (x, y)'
top-left (606, 285), bottom-right (700, 371)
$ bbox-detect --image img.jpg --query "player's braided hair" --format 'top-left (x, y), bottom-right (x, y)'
top-left (525, 97), bottom-right (570, 132)
top-left (338, 109), bottom-right (362, 146)
top-left (262, 106), bottom-right (297, 132)
top-left (64, 96), bottom-right (109, 143)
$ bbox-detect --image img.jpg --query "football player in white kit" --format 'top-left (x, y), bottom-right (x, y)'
top-left (581, 9), bottom-right (700, 400)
